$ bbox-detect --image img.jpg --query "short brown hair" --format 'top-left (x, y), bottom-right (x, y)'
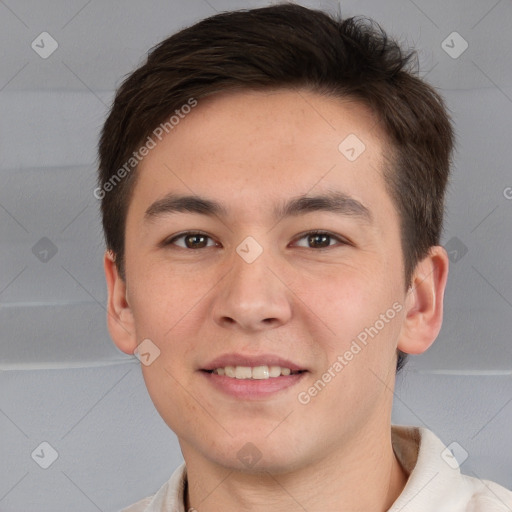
top-left (98, 3), bottom-right (454, 373)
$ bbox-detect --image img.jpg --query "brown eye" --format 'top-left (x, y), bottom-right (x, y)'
top-left (294, 231), bottom-right (348, 249)
top-left (308, 233), bottom-right (331, 248)
top-left (165, 232), bottom-right (217, 249)
top-left (184, 233), bottom-right (208, 248)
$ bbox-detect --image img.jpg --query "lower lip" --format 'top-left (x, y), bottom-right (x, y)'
top-left (200, 370), bottom-right (307, 399)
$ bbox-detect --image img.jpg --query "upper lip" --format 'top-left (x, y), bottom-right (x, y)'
top-left (202, 353), bottom-right (307, 372)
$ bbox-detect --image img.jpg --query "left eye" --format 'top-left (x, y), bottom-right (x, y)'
top-left (165, 231), bottom-right (347, 250)
top-left (293, 231), bottom-right (347, 249)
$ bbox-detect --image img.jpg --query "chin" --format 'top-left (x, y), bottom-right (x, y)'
top-left (206, 435), bottom-right (308, 475)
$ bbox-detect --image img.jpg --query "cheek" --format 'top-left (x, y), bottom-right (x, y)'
top-left (301, 266), bottom-right (379, 330)
top-left (127, 261), bottom-right (200, 330)
top-left (127, 266), bottom-right (215, 379)
top-left (300, 264), bottom-right (403, 361)
top-left (140, 362), bottom-right (199, 438)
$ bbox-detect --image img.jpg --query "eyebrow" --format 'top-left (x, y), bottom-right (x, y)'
top-left (144, 191), bottom-right (373, 225)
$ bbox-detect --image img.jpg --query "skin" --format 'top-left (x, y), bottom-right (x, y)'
top-left (104, 88), bottom-right (449, 511)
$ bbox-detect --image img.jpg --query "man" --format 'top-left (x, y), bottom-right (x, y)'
top-left (97, 3), bottom-right (512, 511)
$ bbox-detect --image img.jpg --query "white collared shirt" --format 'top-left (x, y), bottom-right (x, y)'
top-left (122, 425), bottom-right (512, 511)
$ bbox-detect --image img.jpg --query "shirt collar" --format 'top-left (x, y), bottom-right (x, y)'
top-left (141, 425), bottom-right (470, 511)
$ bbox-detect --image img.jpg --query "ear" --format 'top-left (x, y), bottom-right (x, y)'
top-left (397, 245), bottom-right (449, 355)
top-left (103, 250), bottom-right (138, 355)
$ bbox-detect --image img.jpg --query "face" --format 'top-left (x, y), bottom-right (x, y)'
top-left (106, 88), bottom-right (445, 473)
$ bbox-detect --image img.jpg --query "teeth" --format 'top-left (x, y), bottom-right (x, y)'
top-left (211, 365), bottom-right (300, 379)
top-left (269, 366), bottom-right (281, 378)
top-left (252, 366), bottom-right (269, 379)
top-left (235, 366), bottom-right (252, 379)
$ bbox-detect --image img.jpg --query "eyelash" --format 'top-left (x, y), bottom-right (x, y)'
top-left (164, 230), bottom-right (350, 250)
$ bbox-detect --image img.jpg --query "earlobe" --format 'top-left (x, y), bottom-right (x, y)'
top-left (103, 250), bottom-right (138, 354)
top-left (397, 245), bottom-right (449, 355)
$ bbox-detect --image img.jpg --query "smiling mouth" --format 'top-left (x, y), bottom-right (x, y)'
top-left (202, 365), bottom-right (307, 380)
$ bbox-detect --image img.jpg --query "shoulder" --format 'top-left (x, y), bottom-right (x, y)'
top-left (390, 425), bottom-right (512, 511)
top-left (462, 474), bottom-right (512, 511)
top-left (119, 462), bottom-right (187, 512)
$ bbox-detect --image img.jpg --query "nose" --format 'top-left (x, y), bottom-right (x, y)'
top-left (212, 241), bottom-right (293, 332)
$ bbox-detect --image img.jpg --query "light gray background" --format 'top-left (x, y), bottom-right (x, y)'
top-left (0, 0), bottom-right (511, 510)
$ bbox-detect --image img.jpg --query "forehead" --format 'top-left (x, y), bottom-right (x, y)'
top-left (132, 88), bottom-right (395, 226)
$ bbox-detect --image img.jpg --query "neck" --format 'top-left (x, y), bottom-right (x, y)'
top-left (183, 425), bottom-right (409, 512)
